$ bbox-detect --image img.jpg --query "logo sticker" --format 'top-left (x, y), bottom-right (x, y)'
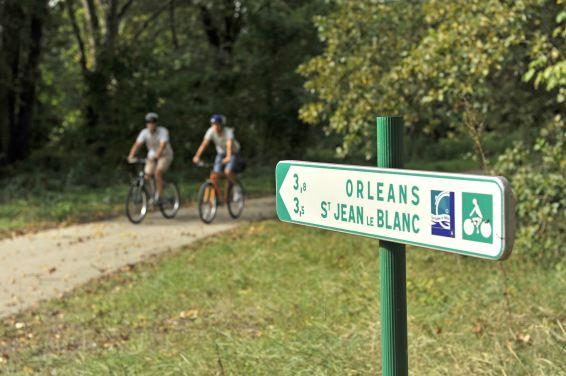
top-left (462, 192), bottom-right (493, 244)
top-left (431, 190), bottom-right (455, 237)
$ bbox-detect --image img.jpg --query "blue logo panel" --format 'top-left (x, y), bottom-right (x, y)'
top-left (431, 190), bottom-right (455, 237)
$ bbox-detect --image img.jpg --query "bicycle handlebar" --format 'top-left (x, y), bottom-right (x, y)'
top-left (194, 160), bottom-right (211, 168)
top-left (127, 157), bottom-right (147, 164)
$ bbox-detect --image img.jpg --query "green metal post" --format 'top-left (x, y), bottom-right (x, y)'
top-left (377, 116), bottom-right (408, 376)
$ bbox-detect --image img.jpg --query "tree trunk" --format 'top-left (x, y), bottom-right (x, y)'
top-left (66, 0), bottom-right (132, 154)
top-left (0, 0), bottom-right (9, 162)
top-left (13, 0), bottom-right (47, 162)
top-left (1, 1), bottom-right (23, 164)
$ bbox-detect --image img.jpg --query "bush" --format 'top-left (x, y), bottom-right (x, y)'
top-left (495, 115), bottom-right (565, 266)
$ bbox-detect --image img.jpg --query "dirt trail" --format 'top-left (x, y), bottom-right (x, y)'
top-left (0, 197), bottom-right (275, 318)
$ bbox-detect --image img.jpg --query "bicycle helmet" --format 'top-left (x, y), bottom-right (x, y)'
top-left (145, 112), bottom-right (159, 122)
top-left (210, 114), bottom-right (225, 125)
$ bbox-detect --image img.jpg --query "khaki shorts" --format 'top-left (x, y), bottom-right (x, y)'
top-left (144, 156), bottom-right (173, 175)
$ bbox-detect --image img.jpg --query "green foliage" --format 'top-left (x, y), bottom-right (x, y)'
top-left (21, 0), bottom-right (326, 182)
top-left (524, 1), bottom-right (566, 102)
top-left (495, 115), bottom-right (565, 264)
top-left (0, 165), bottom-right (275, 236)
top-left (299, 0), bottom-right (564, 158)
top-left (299, 1), bottom-right (426, 157)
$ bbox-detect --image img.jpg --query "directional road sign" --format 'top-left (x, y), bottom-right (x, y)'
top-left (276, 160), bottom-right (514, 260)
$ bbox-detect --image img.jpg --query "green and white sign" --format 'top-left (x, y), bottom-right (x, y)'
top-left (276, 160), bottom-right (515, 260)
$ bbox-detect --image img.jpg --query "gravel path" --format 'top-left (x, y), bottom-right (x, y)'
top-left (0, 197), bottom-right (275, 318)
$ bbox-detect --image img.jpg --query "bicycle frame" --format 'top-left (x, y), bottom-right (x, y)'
top-left (129, 160), bottom-right (157, 201)
top-left (194, 161), bottom-right (236, 199)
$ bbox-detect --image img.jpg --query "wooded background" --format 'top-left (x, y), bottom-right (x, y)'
top-left (0, 0), bottom-right (324, 174)
top-left (0, 0), bottom-right (564, 260)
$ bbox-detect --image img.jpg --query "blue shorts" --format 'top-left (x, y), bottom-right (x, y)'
top-left (213, 153), bottom-right (239, 173)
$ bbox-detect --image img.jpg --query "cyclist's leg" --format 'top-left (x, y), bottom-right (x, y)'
top-left (224, 155), bottom-right (238, 201)
top-left (144, 159), bottom-right (156, 195)
top-left (224, 155), bottom-right (238, 184)
top-left (143, 159), bottom-right (157, 181)
top-left (211, 154), bottom-right (224, 203)
top-left (144, 159), bottom-right (156, 178)
top-left (155, 157), bottom-right (172, 199)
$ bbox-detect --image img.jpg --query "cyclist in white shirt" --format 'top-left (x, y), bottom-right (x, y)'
top-left (193, 114), bottom-right (241, 204)
top-left (127, 112), bottom-right (173, 202)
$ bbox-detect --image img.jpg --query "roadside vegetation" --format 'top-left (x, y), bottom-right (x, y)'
top-left (1, 222), bottom-right (564, 374)
top-left (0, 165), bottom-right (275, 238)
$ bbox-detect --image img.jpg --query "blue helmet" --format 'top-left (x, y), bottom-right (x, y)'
top-left (210, 114), bottom-right (225, 125)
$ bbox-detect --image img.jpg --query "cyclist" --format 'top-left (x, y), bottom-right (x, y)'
top-left (127, 112), bottom-right (173, 203)
top-left (193, 114), bottom-right (241, 204)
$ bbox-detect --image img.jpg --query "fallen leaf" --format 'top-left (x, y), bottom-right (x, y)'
top-left (516, 332), bottom-right (531, 344)
top-left (472, 323), bottom-right (483, 336)
top-left (252, 330), bottom-right (263, 338)
top-left (179, 309), bottom-right (199, 320)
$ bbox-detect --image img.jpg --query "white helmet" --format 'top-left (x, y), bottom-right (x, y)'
top-left (145, 112), bottom-right (158, 122)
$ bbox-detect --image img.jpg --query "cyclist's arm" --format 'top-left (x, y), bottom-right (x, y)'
top-left (193, 138), bottom-right (210, 163)
top-left (223, 139), bottom-right (233, 163)
top-left (128, 141), bottom-right (143, 161)
top-left (155, 140), bottom-right (168, 159)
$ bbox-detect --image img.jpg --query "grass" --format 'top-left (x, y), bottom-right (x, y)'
top-left (0, 165), bottom-right (275, 238)
top-left (0, 221), bottom-right (564, 375)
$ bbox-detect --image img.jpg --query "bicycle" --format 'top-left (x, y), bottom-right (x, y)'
top-left (125, 158), bottom-right (181, 224)
top-left (463, 198), bottom-right (492, 239)
top-left (195, 161), bottom-right (245, 224)
top-left (463, 215), bottom-right (492, 238)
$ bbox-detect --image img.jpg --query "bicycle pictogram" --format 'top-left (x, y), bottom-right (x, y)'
top-left (462, 193), bottom-right (493, 243)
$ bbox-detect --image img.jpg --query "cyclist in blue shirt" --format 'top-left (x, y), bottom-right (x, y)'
top-left (193, 114), bottom-right (241, 204)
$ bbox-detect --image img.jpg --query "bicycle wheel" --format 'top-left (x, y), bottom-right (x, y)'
top-left (463, 218), bottom-right (475, 236)
top-left (480, 220), bottom-right (492, 238)
top-left (198, 181), bottom-right (217, 224)
top-left (126, 183), bottom-right (149, 224)
top-left (227, 181), bottom-right (245, 219)
top-left (159, 181), bottom-right (181, 219)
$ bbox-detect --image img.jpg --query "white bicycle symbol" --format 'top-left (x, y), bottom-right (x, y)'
top-left (463, 198), bottom-right (492, 238)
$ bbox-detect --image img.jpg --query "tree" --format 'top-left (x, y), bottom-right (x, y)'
top-left (0, 0), bottom-right (48, 164)
top-left (299, 0), bottom-right (563, 159)
top-left (0, 0), bottom-right (325, 176)
top-left (64, 0), bottom-right (139, 151)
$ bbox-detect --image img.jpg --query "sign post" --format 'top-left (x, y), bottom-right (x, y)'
top-left (377, 116), bottom-right (407, 375)
top-left (275, 116), bottom-right (514, 374)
